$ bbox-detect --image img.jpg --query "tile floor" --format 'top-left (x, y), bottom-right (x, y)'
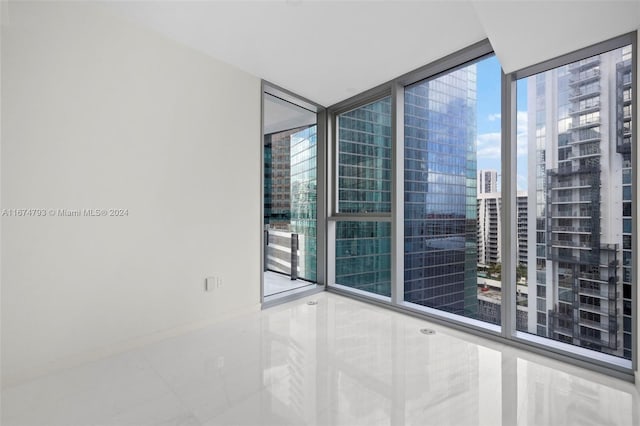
top-left (2, 292), bottom-right (639, 426)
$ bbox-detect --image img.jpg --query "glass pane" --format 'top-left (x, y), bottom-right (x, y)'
top-left (263, 93), bottom-right (317, 295)
top-left (337, 97), bottom-right (392, 213)
top-left (517, 45), bottom-right (632, 360)
top-left (335, 221), bottom-right (391, 297)
top-left (404, 55), bottom-right (502, 324)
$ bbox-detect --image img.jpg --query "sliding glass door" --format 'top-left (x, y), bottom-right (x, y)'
top-left (262, 87), bottom-right (323, 300)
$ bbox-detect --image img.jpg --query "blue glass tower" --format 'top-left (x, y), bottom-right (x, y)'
top-left (335, 98), bottom-right (392, 296)
top-left (290, 125), bottom-right (318, 282)
top-left (403, 65), bottom-right (478, 317)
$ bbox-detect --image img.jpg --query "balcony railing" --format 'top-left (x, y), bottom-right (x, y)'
top-left (569, 68), bottom-right (600, 85)
top-left (617, 137), bottom-right (632, 154)
top-left (578, 333), bottom-right (617, 349)
top-left (551, 225), bottom-right (593, 233)
top-left (569, 147), bottom-right (600, 159)
top-left (578, 317), bottom-right (606, 329)
top-left (569, 103), bottom-right (600, 115)
top-left (568, 56), bottom-right (601, 71)
top-left (551, 194), bottom-right (593, 203)
top-left (549, 164), bottom-right (600, 176)
top-left (552, 211), bottom-right (593, 218)
top-left (264, 228), bottom-right (299, 280)
top-left (550, 239), bottom-right (593, 249)
top-left (570, 132), bottom-right (601, 144)
top-left (569, 85), bottom-right (601, 100)
top-left (578, 286), bottom-right (603, 298)
top-left (579, 272), bottom-right (607, 282)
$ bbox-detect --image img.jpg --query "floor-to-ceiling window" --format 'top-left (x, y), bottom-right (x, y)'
top-left (330, 97), bottom-right (393, 298)
top-left (403, 54), bottom-right (503, 326)
top-left (515, 43), bottom-right (634, 363)
top-left (326, 34), bottom-right (635, 375)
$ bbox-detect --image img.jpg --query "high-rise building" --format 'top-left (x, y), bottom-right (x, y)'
top-left (526, 46), bottom-right (632, 358)
top-left (404, 64), bottom-right (478, 317)
top-left (517, 194), bottom-right (529, 266)
top-left (618, 54), bottom-right (633, 360)
top-left (478, 169), bottom-right (498, 194)
top-left (290, 126), bottom-right (318, 282)
top-left (476, 189), bottom-right (528, 326)
top-left (477, 192), bottom-right (501, 267)
top-left (264, 130), bottom-right (293, 229)
top-left (477, 189), bottom-right (528, 268)
top-left (335, 97), bottom-right (392, 296)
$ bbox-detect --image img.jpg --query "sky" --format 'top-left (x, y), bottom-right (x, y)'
top-left (475, 55), bottom-right (530, 192)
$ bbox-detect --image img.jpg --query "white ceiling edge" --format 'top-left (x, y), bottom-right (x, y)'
top-left (47, 0), bottom-right (638, 107)
top-left (103, 1), bottom-right (488, 107)
top-left (264, 93), bottom-right (316, 135)
top-left (473, 0), bottom-right (640, 75)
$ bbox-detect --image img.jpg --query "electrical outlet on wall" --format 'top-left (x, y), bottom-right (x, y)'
top-left (205, 276), bottom-right (223, 292)
top-left (205, 276), bottom-right (215, 292)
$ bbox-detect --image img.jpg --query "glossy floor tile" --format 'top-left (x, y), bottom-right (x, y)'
top-left (2, 292), bottom-right (639, 426)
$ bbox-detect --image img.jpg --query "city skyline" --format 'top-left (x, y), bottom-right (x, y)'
top-left (262, 48), bottom-right (633, 361)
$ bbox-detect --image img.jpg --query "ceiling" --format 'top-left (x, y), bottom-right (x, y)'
top-left (107, 1), bottom-right (640, 107)
top-left (264, 93), bottom-right (316, 135)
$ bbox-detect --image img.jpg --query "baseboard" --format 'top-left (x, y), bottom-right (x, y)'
top-left (1, 302), bottom-right (261, 389)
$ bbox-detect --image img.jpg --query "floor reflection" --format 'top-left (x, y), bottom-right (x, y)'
top-left (258, 293), bottom-right (638, 426)
top-left (2, 292), bottom-right (638, 426)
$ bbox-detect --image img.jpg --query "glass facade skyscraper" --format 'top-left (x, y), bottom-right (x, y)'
top-left (322, 34), bottom-right (635, 371)
top-left (337, 97), bottom-right (392, 214)
top-left (335, 221), bottom-right (391, 296)
top-left (264, 130), bottom-right (292, 229)
top-left (404, 63), bottom-right (478, 317)
top-left (291, 125), bottom-right (318, 282)
top-left (334, 97), bottom-right (392, 296)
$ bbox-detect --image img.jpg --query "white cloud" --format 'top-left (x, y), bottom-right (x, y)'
top-left (516, 110), bottom-right (528, 157)
top-left (517, 173), bottom-right (528, 192)
top-left (477, 132), bottom-right (501, 159)
top-left (488, 113), bottom-right (501, 122)
top-left (476, 110), bottom-right (529, 159)
top-left (516, 111), bottom-right (528, 133)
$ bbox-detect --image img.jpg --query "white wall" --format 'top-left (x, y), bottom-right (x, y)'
top-left (1, 2), bottom-right (261, 386)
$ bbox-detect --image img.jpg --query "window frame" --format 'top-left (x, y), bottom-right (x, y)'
top-left (507, 32), bottom-right (637, 375)
top-left (324, 33), bottom-right (637, 380)
top-left (330, 89), bottom-right (393, 219)
top-left (328, 88), bottom-right (394, 300)
top-left (260, 81), bottom-right (327, 306)
top-left (328, 40), bottom-right (501, 320)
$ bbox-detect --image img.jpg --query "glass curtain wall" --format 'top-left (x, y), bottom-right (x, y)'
top-left (327, 35), bottom-right (635, 371)
top-left (516, 45), bottom-right (633, 361)
top-left (338, 97), bottom-right (393, 214)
